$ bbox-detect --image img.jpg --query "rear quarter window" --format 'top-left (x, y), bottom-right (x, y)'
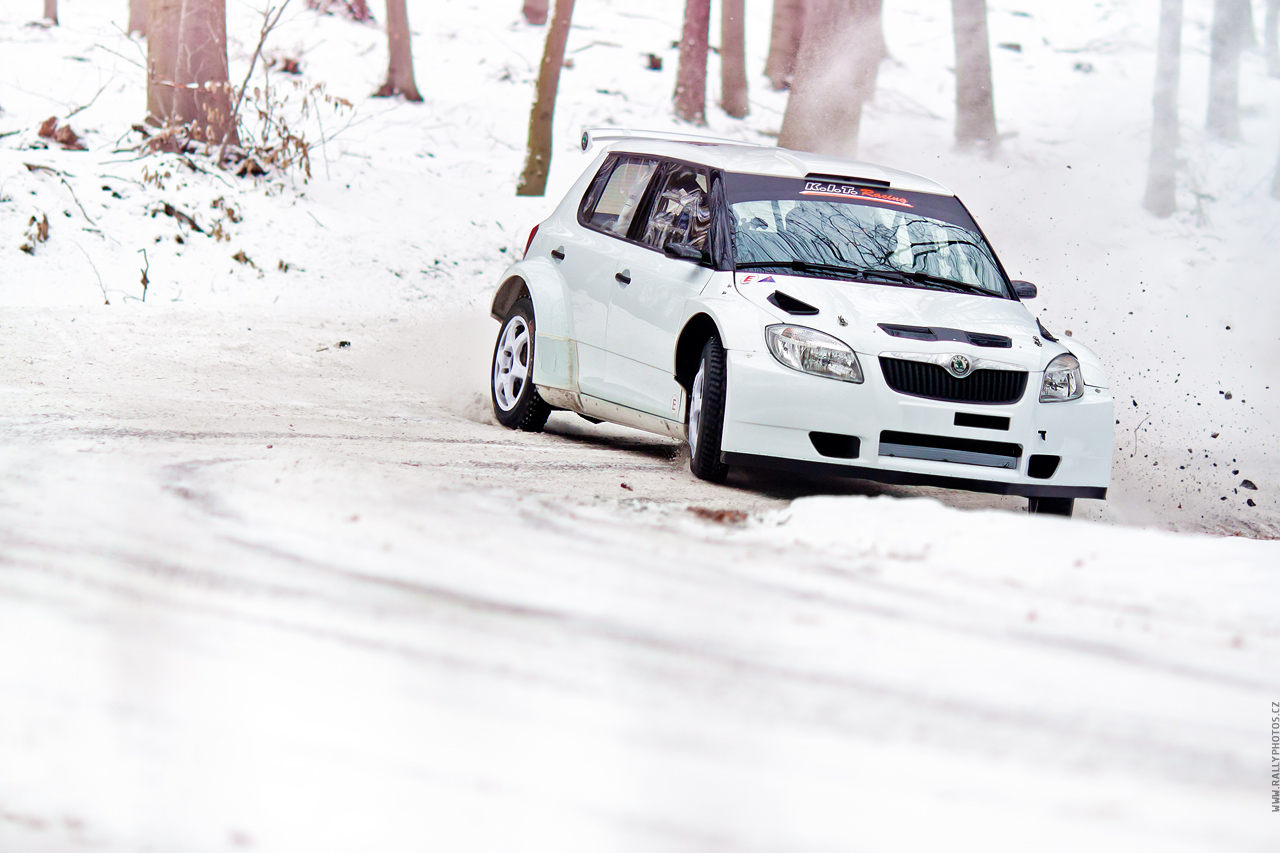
top-left (581, 156), bottom-right (659, 237)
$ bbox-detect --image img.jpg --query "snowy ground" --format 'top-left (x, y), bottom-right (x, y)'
top-left (2, 0), bottom-right (1279, 850)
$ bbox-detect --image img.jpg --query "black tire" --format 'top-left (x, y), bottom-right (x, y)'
top-left (687, 336), bottom-right (729, 483)
top-left (1028, 496), bottom-right (1074, 517)
top-left (491, 297), bottom-right (551, 432)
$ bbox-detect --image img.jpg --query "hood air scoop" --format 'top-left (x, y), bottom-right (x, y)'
top-left (768, 291), bottom-right (820, 316)
top-left (878, 323), bottom-right (1012, 349)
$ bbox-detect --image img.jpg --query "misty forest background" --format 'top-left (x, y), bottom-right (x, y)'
top-left (17, 0), bottom-right (1280, 206)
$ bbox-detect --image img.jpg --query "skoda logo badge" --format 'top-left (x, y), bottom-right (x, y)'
top-left (948, 354), bottom-right (972, 378)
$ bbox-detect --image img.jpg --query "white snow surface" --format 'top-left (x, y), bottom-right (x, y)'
top-left (1, 0), bottom-right (1279, 850)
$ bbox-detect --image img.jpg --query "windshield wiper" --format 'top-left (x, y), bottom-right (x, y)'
top-left (894, 271), bottom-right (1004, 298)
top-left (736, 260), bottom-right (903, 284)
top-left (736, 261), bottom-right (1005, 297)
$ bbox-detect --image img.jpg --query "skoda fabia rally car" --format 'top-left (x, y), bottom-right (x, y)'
top-left (489, 129), bottom-right (1113, 516)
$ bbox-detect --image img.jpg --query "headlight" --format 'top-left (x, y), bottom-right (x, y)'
top-left (1039, 354), bottom-right (1083, 402)
top-left (765, 325), bottom-right (863, 383)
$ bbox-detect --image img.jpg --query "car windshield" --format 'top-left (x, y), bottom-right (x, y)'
top-left (726, 175), bottom-right (1010, 297)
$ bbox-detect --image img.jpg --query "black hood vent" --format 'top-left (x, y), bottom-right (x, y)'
top-left (768, 291), bottom-right (820, 316)
top-left (965, 332), bottom-right (1013, 349)
top-left (879, 324), bottom-right (936, 341)
top-left (879, 324), bottom-right (1011, 348)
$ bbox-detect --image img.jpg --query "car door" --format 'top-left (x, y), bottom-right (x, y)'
top-left (602, 161), bottom-right (715, 420)
top-left (553, 154), bottom-right (659, 398)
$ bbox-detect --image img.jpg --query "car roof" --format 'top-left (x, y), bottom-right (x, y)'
top-left (594, 136), bottom-right (954, 196)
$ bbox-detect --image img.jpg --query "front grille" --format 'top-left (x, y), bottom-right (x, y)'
top-left (879, 357), bottom-right (1027, 405)
top-left (879, 430), bottom-right (1022, 470)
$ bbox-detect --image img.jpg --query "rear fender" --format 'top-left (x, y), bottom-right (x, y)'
top-left (490, 258), bottom-right (575, 392)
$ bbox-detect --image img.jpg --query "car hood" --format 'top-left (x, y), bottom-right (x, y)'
top-left (735, 272), bottom-right (1065, 372)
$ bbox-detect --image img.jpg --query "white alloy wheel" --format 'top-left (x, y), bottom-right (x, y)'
top-left (688, 361), bottom-right (705, 457)
top-left (493, 314), bottom-right (530, 412)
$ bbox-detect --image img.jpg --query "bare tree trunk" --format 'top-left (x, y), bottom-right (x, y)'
top-left (523, 0), bottom-right (548, 25)
top-left (1143, 0), bottom-right (1184, 217)
top-left (1272, 136), bottom-right (1280, 199)
top-left (147, 0), bottom-right (237, 145)
top-left (44, 0), bottom-right (57, 24)
top-left (674, 0), bottom-right (712, 124)
top-left (129, 0), bottom-right (147, 35)
top-left (517, 0), bottom-right (575, 197)
top-left (1242, 0), bottom-right (1258, 47)
top-left (1266, 0), bottom-right (1279, 77)
top-left (721, 0), bottom-right (748, 118)
top-left (778, 0), bottom-right (884, 157)
top-left (1206, 0), bottom-right (1249, 139)
top-left (375, 0), bottom-right (422, 101)
top-left (764, 0), bottom-right (804, 91)
top-left (952, 0), bottom-right (998, 149)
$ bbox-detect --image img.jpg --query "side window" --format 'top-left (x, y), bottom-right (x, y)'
top-left (640, 164), bottom-right (711, 253)
top-left (582, 156), bottom-right (659, 238)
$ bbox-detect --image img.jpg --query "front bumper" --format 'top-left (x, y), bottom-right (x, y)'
top-left (720, 350), bottom-right (1113, 499)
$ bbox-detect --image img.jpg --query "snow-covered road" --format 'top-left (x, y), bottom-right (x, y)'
top-left (2, 306), bottom-right (1277, 851)
top-left (3, 0), bottom-right (1279, 847)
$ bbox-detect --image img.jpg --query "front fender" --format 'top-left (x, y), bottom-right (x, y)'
top-left (678, 293), bottom-right (769, 354)
top-left (490, 257), bottom-right (575, 392)
top-left (672, 292), bottom-right (771, 387)
top-left (1062, 338), bottom-right (1109, 388)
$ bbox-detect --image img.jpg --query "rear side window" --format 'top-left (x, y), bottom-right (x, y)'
top-left (640, 163), bottom-right (711, 252)
top-left (582, 156), bottom-right (659, 238)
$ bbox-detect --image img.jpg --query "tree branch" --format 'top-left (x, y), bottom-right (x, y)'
top-left (219, 0), bottom-right (293, 167)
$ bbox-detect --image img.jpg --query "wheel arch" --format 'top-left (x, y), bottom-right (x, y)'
top-left (490, 275), bottom-right (531, 322)
top-left (673, 295), bottom-right (766, 390)
top-left (675, 313), bottom-right (722, 392)
top-left (489, 258), bottom-right (574, 391)
top-left (489, 259), bottom-right (572, 335)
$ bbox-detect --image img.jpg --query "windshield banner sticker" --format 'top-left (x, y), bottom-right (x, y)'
top-left (801, 181), bottom-right (913, 208)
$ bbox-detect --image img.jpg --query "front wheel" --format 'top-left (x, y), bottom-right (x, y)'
top-left (1028, 496), bottom-right (1074, 517)
top-left (491, 297), bottom-right (551, 431)
top-left (687, 337), bottom-right (729, 483)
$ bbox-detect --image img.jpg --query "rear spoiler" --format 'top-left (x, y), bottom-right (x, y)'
top-left (580, 127), bottom-right (767, 152)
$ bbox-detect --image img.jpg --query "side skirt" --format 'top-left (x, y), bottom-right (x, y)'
top-left (536, 386), bottom-right (687, 442)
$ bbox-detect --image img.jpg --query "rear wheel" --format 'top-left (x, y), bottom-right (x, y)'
top-left (687, 337), bottom-right (729, 483)
top-left (1028, 496), bottom-right (1074, 517)
top-left (491, 297), bottom-right (551, 432)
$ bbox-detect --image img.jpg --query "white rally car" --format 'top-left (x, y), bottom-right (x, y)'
top-left (489, 130), bottom-right (1112, 516)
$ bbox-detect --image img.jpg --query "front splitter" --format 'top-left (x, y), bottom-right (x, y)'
top-left (722, 452), bottom-right (1108, 500)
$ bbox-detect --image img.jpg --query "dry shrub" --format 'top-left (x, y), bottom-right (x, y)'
top-left (19, 214), bottom-right (49, 254)
top-left (306, 0), bottom-right (373, 22)
top-left (134, 78), bottom-right (352, 182)
top-left (138, 81), bottom-right (239, 155)
top-left (240, 79), bottom-right (353, 180)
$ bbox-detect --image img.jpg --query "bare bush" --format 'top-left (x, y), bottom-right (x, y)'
top-left (306, 0), bottom-right (372, 21)
top-left (241, 79), bottom-right (353, 179)
top-left (19, 214), bottom-right (49, 255)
